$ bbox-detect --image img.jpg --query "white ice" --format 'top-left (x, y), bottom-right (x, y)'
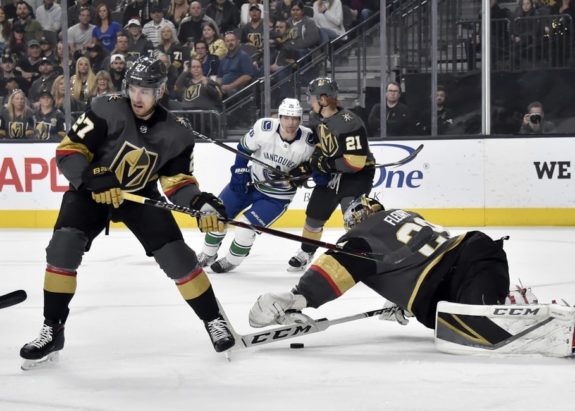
top-left (1, 226), bottom-right (575, 411)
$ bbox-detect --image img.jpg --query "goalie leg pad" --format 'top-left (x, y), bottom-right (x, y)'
top-left (153, 240), bottom-right (199, 280)
top-left (435, 301), bottom-right (575, 357)
top-left (46, 228), bottom-right (88, 270)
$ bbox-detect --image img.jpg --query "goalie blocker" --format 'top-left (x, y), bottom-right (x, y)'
top-left (435, 302), bottom-right (575, 358)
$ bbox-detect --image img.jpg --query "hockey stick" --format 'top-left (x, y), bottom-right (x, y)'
top-left (220, 304), bottom-right (387, 350)
top-left (248, 143), bottom-right (425, 188)
top-left (0, 290), bottom-right (27, 309)
top-left (190, 129), bottom-right (291, 178)
top-left (122, 192), bottom-right (381, 261)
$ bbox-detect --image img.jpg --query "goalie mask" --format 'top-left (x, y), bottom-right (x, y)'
top-left (278, 98), bottom-right (302, 118)
top-left (122, 55), bottom-right (167, 101)
top-left (308, 77), bottom-right (339, 100)
top-left (343, 195), bottom-right (384, 231)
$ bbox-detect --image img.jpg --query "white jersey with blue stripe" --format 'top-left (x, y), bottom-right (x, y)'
top-left (240, 118), bottom-right (315, 200)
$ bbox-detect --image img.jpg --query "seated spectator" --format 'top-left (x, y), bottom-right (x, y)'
top-left (313, 0), bottom-right (346, 41)
top-left (287, 0), bottom-right (321, 57)
top-left (71, 56), bottom-right (97, 106)
top-left (193, 39), bottom-right (219, 78)
top-left (367, 81), bottom-right (411, 136)
top-left (518, 101), bottom-right (556, 133)
top-left (123, 0), bottom-right (150, 27)
top-left (199, 21), bottom-right (227, 59)
top-left (108, 53), bottom-right (126, 91)
top-left (126, 18), bottom-right (155, 60)
top-left (15, 39), bottom-right (43, 92)
top-left (239, 4), bottom-right (264, 51)
top-left (0, 56), bottom-right (26, 97)
top-left (14, 1), bottom-right (43, 42)
top-left (0, 7), bottom-right (11, 55)
top-left (28, 56), bottom-right (57, 105)
top-left (92, 3), bottom-right (123, 52)
top-left (68, 0), bottom-right (96, 28)
top-left (6, 24), bottom-right (27, 63)
top-left (33, 88), bottom-right (65, 141)
top-left (35, 0), bottom-right (62, 34)
top-left (157, 51), bottom-right (180, 97)
top-left (39, 36), bottom-right (55, 59)
top-left (415, 85), bottom-right (455, 136)
top-left (111, 32), bottom-right (134, 65)
top-left (89, 70), bottom-right (115, 102)
top-left (273, 0), bottom-right (293, 22)
top-left (167, 0), bottom-right (190, 27)
top-left (217, 30), bottom-right (253, 96)
top-left (51, 74), bottom-right (86, 116)
top-left (240, 0), bottom-right (264, 26)
top-left (175, 57), bottom-right (223, 110)
top-left (68, 7), bottom-right (96, 53)
top-left (177, 1), bottom-right (218, 46)
top-left (158, 24), bottom-right (189, 75)
top-left (0, 88), bottom-right (34, 139)
top-left (85, 42), bottom-right (109, 73)
top-left (143, 4), bottom-right (178, 48)
top-left (205, 0), bottom-right (240, 34)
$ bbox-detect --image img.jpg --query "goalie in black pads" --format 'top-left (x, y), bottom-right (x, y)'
top-left (20, 55), bottom-right (235, 369)
top-left (250, 196), bottom-right (569, 356)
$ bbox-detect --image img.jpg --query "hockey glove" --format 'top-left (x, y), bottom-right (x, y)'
top-left (310, 149), bottom-right (335, 174)
top-left (229, 165), bottom-right (251, 193)
top-left (379, 300), bottom-right (411, 326)
top-left (288, 162), bottom-right (312, 186)
top-left (82, 166), bottom-right (123, 208)
top-left (190, 192), bottom-right (228, 233)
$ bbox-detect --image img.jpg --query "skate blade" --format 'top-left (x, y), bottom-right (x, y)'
top-left (21, 351), bottom-right (60, 371)
top-left (286, 266), bottom-right (307, 273)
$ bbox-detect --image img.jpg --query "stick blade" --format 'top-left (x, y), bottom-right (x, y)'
top-left (0, 290), bottom-right (27, 309)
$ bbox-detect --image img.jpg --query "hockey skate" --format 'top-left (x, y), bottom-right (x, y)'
top-left (210, 257), bottom-right (237, 273)
top-left (505, 284), bottom-right (538, 305)
top-left (197, 252), bottom-right (218, 268)
top-left (20, 321), bottom-right (65, 370)
top-left (287, 249), bottom-right (314, 272)
top-left (204, 314), bottom-right (235, 352)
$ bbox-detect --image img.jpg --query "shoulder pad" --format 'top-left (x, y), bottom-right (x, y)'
top-left (259, 118), bottom-right (276, 132)
top-left (90, 94), bottom-right (131, 118)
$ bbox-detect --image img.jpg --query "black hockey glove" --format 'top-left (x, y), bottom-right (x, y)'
top-left (229, 165), bottom-right (251, 193)
top-left (288, 162), bottom-right (312, 186)
top-left (81, 166), bottom-right (123, 208)
top-left (190, 192), bottom-right (228, 233)
top-left (310, 149), bottom-right (335, 174)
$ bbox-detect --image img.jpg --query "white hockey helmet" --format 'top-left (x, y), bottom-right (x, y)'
top-left (278, 98), bottom-right (302, 118)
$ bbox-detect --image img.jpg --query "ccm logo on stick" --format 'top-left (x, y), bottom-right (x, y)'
top-left (248, 324), bottom-right (313, 344)
top-left (492, 307), bottom-right (541, 316)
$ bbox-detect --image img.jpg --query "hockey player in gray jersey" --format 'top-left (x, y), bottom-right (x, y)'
top-left (19, 55), bottom-right (235, 370)
top-left (197, 98), bottom-right (316, 273)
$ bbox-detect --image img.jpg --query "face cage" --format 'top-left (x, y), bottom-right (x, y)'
top-left (343, 204), bottom-right (370, 231)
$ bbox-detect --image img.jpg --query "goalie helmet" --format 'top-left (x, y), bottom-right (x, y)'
top-left (278, 98), bottom-right (302, 118)
top-left (343, 195), bottom-right (384, 231)
top-left (308, 77), bottom-right (338, 100)
top-left (123, 55), bottom-right (167, 99)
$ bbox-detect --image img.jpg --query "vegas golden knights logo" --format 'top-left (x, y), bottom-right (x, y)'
top-left (247, 33), bottom-right (262, 49)
top-left (109, 142), bottom-right (158, 192)
top-left (316, 79), bottom-right (327, 87)
top-left (9, 121), bottom-right (24, 139)
top-left (184, 84), bottom-right (201, 101)
top-left (35, 122), bottom-right (51, 140)
top-left (318, 124), bottom-right (338, 156)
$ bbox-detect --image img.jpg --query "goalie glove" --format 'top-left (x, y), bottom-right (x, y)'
top-left (249, 292), bottom-right (308, 328)
top-left (81, 165), bottom-right (123, 208)
top-left (379, 300), bottom-right (411, 326)
top-left (190, 192), bottom-right (227, 233)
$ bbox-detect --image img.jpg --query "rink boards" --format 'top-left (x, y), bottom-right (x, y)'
top-left (0, 137), bottom-right (573, 228)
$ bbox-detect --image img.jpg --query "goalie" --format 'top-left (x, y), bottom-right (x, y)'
top-left (249, 196), bottom-right (574, 357)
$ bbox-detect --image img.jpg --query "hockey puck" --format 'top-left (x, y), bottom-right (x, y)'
top-left (290, 343), bottom-right (304, 349)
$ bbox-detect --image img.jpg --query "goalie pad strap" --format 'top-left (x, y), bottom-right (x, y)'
top-left (435, 302), bottom-right (575, 358)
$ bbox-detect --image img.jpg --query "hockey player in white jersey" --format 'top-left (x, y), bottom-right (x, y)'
top-left (198, 98), bottom-right (316, 273)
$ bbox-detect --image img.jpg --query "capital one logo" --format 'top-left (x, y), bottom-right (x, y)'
top-left (371, 143), bottom-right (424, 189)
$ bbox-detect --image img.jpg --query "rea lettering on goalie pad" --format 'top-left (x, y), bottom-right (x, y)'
top-left (435, 302), bottom-right (575, 358)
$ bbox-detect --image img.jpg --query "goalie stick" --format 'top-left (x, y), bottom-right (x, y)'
top-left (0, 290), bottom-right (27, 309)
top-left (248, 143), bottom-right (425, 188)
top-left (123, 193), bottom-right (432, 263)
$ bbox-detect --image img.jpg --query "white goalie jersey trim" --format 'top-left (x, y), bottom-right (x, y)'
top-left (435, 301), bottom-right (575, 358)
top-left (241, 118), bottom-right (315, 200)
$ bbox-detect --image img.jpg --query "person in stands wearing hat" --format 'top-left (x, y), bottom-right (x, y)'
top-left (15, 39), bottom-right (43, 92)
top-left (0, 56), bottom-right (25, 101)
top-left (68, 6), bottom-right (96, 53)
top-left (240, 0), bottom-right (264, 26)
top-left (39, 36), bottom-right (56, 60)
top-left (239, 4), bottom-right (264, 54)
top-left (14, 1), bottom-right (43, 42)
top-left (92, 3), bottom-right (122, 52)
top-left (108, 53), bottom-right (126, 91)
top-left (143, 4), bottom-right (177, 48)
top-left (125, 18), bottom-right (154, 60)
top-left (122, 0), bottom-right (151, 27)
top-left (33, 87), bottom-right (65, 141)
top-left (28, 56), bottom-right (57, 105)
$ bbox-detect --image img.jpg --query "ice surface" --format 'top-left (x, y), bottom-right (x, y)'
top-left (1, 226), bottom-right (575, 410)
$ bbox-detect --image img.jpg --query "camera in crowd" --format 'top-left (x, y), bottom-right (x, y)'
top-left (529, 113), bottom-right (542, 124)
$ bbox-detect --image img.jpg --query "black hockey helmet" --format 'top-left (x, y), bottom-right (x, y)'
top-left (343, 195), bottom-right (384, 231)
top-left (124, 55), bottom-right (167, 89)
top-left (308, 77), bottom-right (338, 100)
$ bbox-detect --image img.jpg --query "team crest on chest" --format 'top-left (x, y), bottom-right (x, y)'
top-left (318, 124), bottom-right (338, 156)
top-left (139, 124), bottom-right (148, 134)
top-left (109, 141), bottom-right (158, 192)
